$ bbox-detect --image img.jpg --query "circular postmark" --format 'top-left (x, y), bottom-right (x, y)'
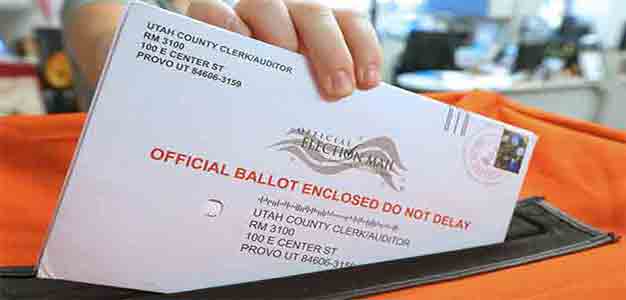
top-left (464, 127), bottom-right (507, 185)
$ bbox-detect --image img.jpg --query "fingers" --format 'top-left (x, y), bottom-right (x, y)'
top-left (186, 0), bottom-right (251, 36)
top-left (334, 9), bottom-right (383, 90)
top-left (188, 0), bottom-right (383, 101)
top-left (286, 1), bottom-right (355, 100)
top-left (235, 0), bottom-right (299, 52)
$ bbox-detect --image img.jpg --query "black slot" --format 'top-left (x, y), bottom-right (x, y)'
top-left (0, 197), bottom-right (617, 300)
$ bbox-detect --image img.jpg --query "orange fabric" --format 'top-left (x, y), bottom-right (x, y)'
top-left (1, 91), bottom-right (625, 298)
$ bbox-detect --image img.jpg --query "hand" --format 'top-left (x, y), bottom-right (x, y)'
top-left (185, 0), bottom-right (383, 100)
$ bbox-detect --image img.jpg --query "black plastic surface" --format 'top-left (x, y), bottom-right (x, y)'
top-left (0, 197), bottom-right (617, 300)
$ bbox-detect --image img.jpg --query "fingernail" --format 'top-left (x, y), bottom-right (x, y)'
top-left (328, 70), bottom-right (353, 98)
top-left (363, 64), bottom-right (380, 87)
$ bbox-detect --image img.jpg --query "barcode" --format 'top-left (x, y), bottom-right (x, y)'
top-left (444, 106), bottom-right (470, 136)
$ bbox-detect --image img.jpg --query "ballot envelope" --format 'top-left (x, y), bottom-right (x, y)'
top-left (37, 1), bottom-right (537, 293)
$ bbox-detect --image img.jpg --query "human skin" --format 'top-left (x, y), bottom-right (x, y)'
top-left (64, 0), bottom-right (383, 101)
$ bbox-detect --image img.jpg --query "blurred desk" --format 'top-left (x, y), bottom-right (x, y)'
top-left (396, 71), bottom-right (514, 92)
top-left (396, 71), bottom-right (605, 123)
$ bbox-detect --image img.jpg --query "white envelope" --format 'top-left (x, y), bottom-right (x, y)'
top-left (38, 2), bottom-right (537, 293)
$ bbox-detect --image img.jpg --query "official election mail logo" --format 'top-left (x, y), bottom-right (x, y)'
top-left (270, 128), bottom-right (407, 191)
top-left (464, 127), bottom-right (529, 184)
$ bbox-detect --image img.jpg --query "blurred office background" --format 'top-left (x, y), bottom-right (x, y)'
top-left (2, 0), bottom-right (626, 129)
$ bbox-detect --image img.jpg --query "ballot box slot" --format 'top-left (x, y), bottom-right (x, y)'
top-left (1, 197), bottom-right (616, 300)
